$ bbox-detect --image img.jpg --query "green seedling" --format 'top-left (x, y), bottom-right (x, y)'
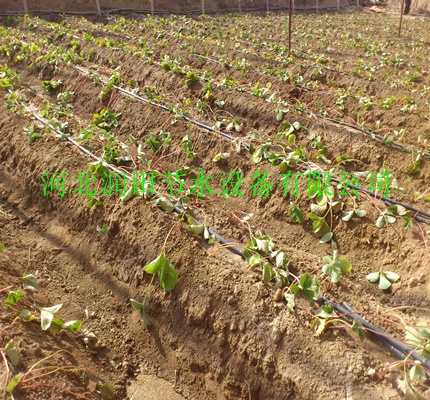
top-left (22, 124), bottom-right (41, 143)
top-left (93, 109), bottom-right (122, 129)
top-left (100, 67), bottom-right (121, 101)
top-left (243, 234), bottom-right (289, 287)
top-left (276, 121), bottom-right (302, 138)
top-left (187, 215), bottom-right (216, 244)
top-left (311, 303), bottom-right (365, 341)
top-left (4, 339), bottom-right (19, 366)
top-left (185, 71), bottom-right (198, 86)
top-left (42, 80), bottom-right (62, 91)
top-left (289, 204), bottom-right (304, 224)
top-left (342, 209), bottom-right (366, 221)
top-left (321, 250), bottom-right (352, 283)
top-left (407, 153), bottom-right (422, 175)
top-left (182, 135), bottom-right (197, 158)
top-left (366, 271), bottom-right (400, 290)
top-left (376, 205), bottom-right (412, 229)
top-left (96, 224), bottom-right (109, 234)
top-left (309, 213), bottom-right (332, 243)
top-left (212, 152), bottom-right (230, 162)
top-left (86, 194), bottom-right (103, 207)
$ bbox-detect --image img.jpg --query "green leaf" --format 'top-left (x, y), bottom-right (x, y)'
top-left (384, 271), bottom-right (400, 283)
top-left (97, 381), bottom-right (115, 400)
top-left (284, 293), bottom-right (295, 313)
top-left (212, 152), bottom-right (230, 162)
top-left (262, 263), bottom-right (274, 283)
top-left (0, 242), bottom-right (4, 252)
top-left (5, 373), bottom-right (22, 393)
top-left (409, 365), bottom-right (427, 381)
top-left (5, 290), bottom-right (24, 307)
top-left (320, 232), bottom-right (333, 243)
top-left (19, 309), bottom-right (35, 322)
top-left (339, 258), bottom-right (352, 274)
top-left (143, 253), bottom-right (166, 274)
top-left (130, 298), bottom-right (143, 311)
top-left (355, 210), bottom-right (366, 217)
top-left (366, 271), bottom-right (380, 283)
top-left (189, 224), bottom-right (204, 235)
top-left (5, 339), bottom-right (19, 366)
top-left (64, 320), bottom-right (82, 332)
top-left (248, 254), bottom-right (263, 268)
top-left (310, 203), bottom-right (327, 216)
top-left (50, 318), bottom-right (65, 333)
top-left (310, 317), bottom-right (326, 336)
top-left (386, 214), bottom-right (397, 224)
top-left (40, 310), bottom-right (54, 331)
top-left (158, 261), bottom-right (178, 291)
top-left (152, 197), bottom-right (174, 213)
top-left (139, 306), bottom-right (151, 326)
top-left (130, 299), bottom-right (151, 326)
top-left (378, 274), bottom-right (392, 290)
top-left (351, 319), bottom-right (365, 342)
top-left (22, 274), bottom-right (38, 291)
top-left (289, 205), bottom-right (304, 224)
top-left (342, 210), bottom-right (354, 222)
top-left (375, 215), bottom-right (385, 229)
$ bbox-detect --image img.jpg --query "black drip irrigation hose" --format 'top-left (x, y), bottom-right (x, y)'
top-left (342, 301), bottom-right (430, 370)
top-left (73, 65), bottom-right (430, 225)
top-left (25, 95), bottom-right (430, 377)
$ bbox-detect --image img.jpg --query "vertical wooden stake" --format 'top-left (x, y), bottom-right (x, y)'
top-left (292, 0), bottom-right (295, 13)
top-left (266, 0), bottom-right (270, 12)
top-left (357, 0), bottom-right (359, 7)
top-left (95, 0), bottom-right (101, 15)
top-left (23, 0), bottom-right (28, 13)
top-left (316, 0), bottom-right (319, 12)
top-left (337, 0), bottom-right (340, 11)
top-left (239, 0), bottom-right (242, 13)
top-left (150, 0), bottom-right (154, 15)
top-left (288, 0), bottom-right (293, 57)
top-left (398, 0), bottom-right (405, 37)
top-left (202, 0), bottom-right (205, 14)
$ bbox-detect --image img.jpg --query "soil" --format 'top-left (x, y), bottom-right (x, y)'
top-left (0, 8), bottom-right (429, 400)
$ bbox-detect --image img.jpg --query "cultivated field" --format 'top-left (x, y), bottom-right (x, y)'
top-left (0, 10), bottom-right (429, 400)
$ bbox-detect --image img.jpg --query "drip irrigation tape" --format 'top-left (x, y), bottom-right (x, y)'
top-left (341, 301), bottom-right (430, 371)
top-left (27, 104), bottom-right (428, 376)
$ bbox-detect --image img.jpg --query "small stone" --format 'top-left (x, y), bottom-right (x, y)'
top-left (274, 288), bottom-right (283, 301)
top-left (226, 295), bottom-right (235, 305)
top-left (419, 274), bottom-right (426, 284)
top-left (230, 319), bottom-right (238, 331)
top-left (51, 247), bottom-right (63, 254)
top-left (272, 326), bottom-right (283, 343)
top-left (408, 277), bottom-right (419, 288)
top-left (366, 368), bottom-right (376, 377)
